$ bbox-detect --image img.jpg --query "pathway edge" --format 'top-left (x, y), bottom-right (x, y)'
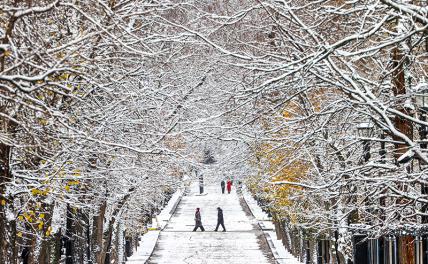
top-left (142, 184), bottom-right (188, 263)
top-left (239, 186), bottom-right (281, 264)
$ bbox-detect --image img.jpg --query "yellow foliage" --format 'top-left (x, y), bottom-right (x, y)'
top-left (26, 215), bottom-right (33, 223)
top-left (46, 226), bottom-right (52, 236)
top-left (0, 200), bottom-right (5, 206)
top-left (31, 188), bottom-right (40, 196)
top-left (250, 99), bottom-right (312, 220)
top-left (68, 180), bottom-right (80, 185)
top-left (38, 118), bottom-right (49, 126)
top-left (72, 169), bottom-right (81, 177)
top-left (58, 73), bottom-right (69, 81)
top-left (31, 188), bottom-right (49, 196)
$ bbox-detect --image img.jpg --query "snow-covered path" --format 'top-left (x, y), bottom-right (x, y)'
top-left (146, 183), bottom-right (275, 264)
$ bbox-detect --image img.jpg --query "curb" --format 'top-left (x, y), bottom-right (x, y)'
top-left (143, 187), bottom-right (186, 264)
top-left (167, 186), bottom-right (187, 221)
top-left (239, 187), bottom-right (280, 264)
top-left (264, 231), bottom-right (281, 261)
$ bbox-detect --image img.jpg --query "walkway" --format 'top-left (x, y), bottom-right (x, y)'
top-left (146, 183), bottom-right (275, 264)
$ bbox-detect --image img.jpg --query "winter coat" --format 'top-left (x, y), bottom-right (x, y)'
top-left (221, 181), bottom-right (225, 187)
top-left (217, 209), bottom-right (224, 223)
top-left (195, 210), bottom-right (202, 225)
top-left (227, 181), bottom-right (232, 191)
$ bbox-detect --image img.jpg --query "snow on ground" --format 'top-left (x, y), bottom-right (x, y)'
top-left (242, 186), bottom-right (303, 264)
top-left (157, 188), bottom-right (184, 230)
top-left (126, 185), bottom-right (185, 263)
top-left (146, 182), bottom-right (274, 264)
top-left (126, 231), bottom-right (160, 263)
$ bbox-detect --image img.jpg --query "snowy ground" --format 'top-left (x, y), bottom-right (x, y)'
top-left (146, 182), bottom-right (275, 264)
top-left (126, 186), bottom-right (185, 263)
top-left (242, 186), bottom-right (303, 264)
top-left (126, 231), bottom-right (160, 263)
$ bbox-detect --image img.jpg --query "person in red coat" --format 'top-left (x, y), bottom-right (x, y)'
top-left (227, 180), bottom-right (232, 194)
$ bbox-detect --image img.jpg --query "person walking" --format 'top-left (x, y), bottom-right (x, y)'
top-left (221, 180), bottom-right (225, 194)
top-left (214, 207), bottom-right (226, 232)
top-left (227, 180), bottom-right (232, 194)
top-left (193, 208), bottom-right (205, 231)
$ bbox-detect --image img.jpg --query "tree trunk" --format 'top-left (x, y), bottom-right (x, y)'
top-left (103, 224), bottom-right (114, 264)
top-left (392, 45), bottom-right (413, 161)
top-left (28, 236), bottom-right (37, 264)
top-left (51, 229), bottom-right (62, 264)
top-left (0, 142), bottom-right (12, 263)
top-left (38, 238), bottom-right (51, 264)
top-left (65, 204), bottom-right (74, 264)
top-left (84, 212), bottom-right (91, 264)
top-left (398, 236), bottom-right (415, 264)
top-left (73, 209), bottom-right (84, 264)
top-left (92, 201), bottom-right (107, 264)
top-left (38, 203), bottom-right (55, 264)
top-left (102, 188), bottom-right (135, 264)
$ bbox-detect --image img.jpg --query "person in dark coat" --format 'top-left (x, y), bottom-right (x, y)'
top-left (220, 180), bottom-right (225, 194)
top-left (193, 208), bottom-right (205, 231)
top-left (214, 207), bottom-right (226, 232)
top-left (227, 180), bottom-right (232, 194)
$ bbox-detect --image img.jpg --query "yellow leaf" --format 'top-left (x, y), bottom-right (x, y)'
top-left (65, 185), bottom-right (70, 192)
top-left (38, 222), bottom-right (44, 230)
top-left (1, 200), bottom-right (5, 206)
top-left (42, 188), bottom-right (50, 196)
top-left (39, 213), bottom-right (45, 219)
top-left (18, 215), bottom-right (24, 221)
top-left (38, 118), bottom-right (48, 126)
top-left (58, 73), bottom-right (69, 81)
top-left (17, 232), bottom-right (22, 238)
top-left (68, 180), bottom-right (80, 185)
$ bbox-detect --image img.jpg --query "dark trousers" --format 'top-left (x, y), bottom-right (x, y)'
top-left (193, 225), bottom-right (205, 231)
top-left (221, 186), bottom-right (225, 194)
top-left (215, 221), bottom-right (226, 231)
